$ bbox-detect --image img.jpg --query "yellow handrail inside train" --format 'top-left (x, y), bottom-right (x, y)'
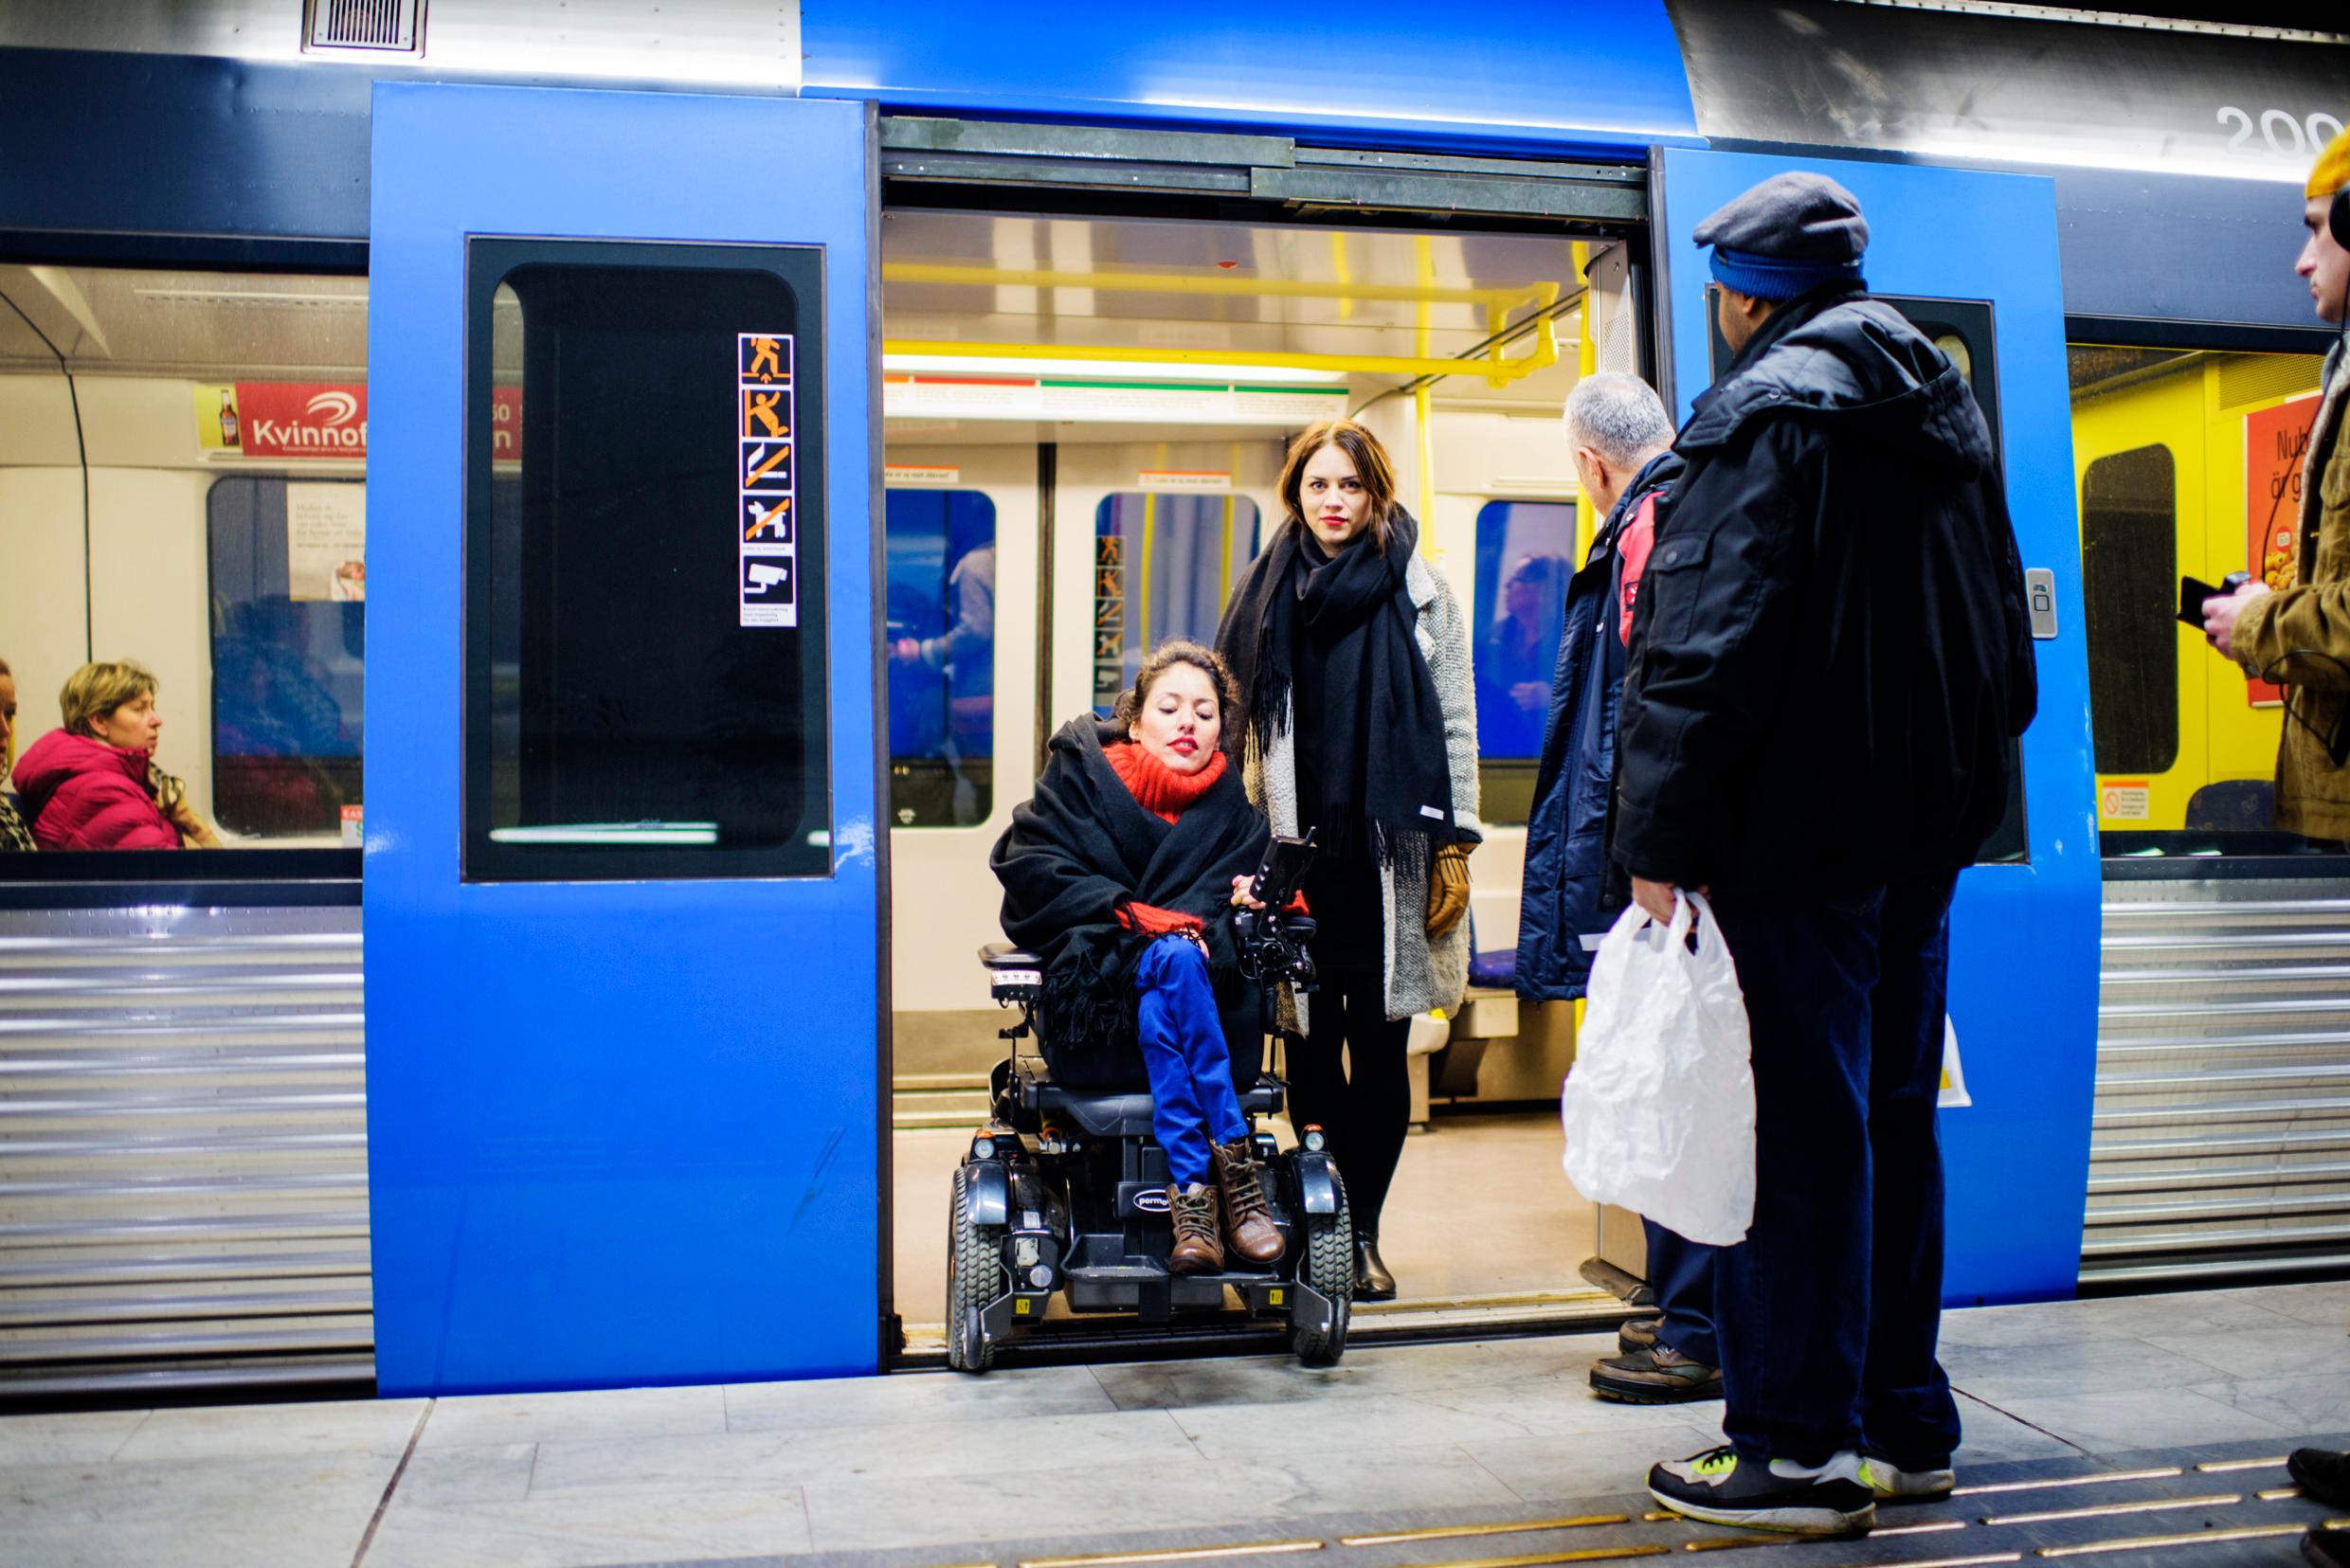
top-left (882, 263), bottom-right (1564, 386)
top-left (880, 333), bottom-right (1560, 386)
top-left (883, 261), bottom-right (1552, 311)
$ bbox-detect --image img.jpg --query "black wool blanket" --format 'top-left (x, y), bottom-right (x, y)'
top-left (990, 717), bottom-right (1270, 1083)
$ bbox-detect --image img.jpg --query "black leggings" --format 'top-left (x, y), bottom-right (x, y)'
top-left (1287, 958), bottom-right (1412, 1235)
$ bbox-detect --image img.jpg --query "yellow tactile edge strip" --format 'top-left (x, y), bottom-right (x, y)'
top-left (1340, 1516), bottom-right (1630, 1547)
top-left (1021, 1541), bottom-right (1324, 1568)
top-left (1979, 1490), bottom-right (2240, 1527)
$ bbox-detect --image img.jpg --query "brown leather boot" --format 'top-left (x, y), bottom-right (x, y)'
top-left (1167, 1181), bottom-right (1223, 1274)
top-left (1211, 1139), bottom-right (1284, 1266)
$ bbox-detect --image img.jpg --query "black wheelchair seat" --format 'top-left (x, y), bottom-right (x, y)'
top-left (1034, 1078), bottom-right (1286, 1139)
top-left (1002, 1053), bottom-right (1282, 1138)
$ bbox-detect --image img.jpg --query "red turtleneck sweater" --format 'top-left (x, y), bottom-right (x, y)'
top-left (1107, 741), bottom-right (1222, 936)
top-left (1105, 740), bottom-right (1225, 823)
top-left (1103, 743), bottom-right (1300, 935)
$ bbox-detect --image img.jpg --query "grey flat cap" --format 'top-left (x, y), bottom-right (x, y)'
top-left (1694, 172), bottom-right (1869, 261)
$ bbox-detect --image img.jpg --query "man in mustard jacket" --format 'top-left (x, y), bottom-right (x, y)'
top-left (2205, 129), bottom-right (2350, 838)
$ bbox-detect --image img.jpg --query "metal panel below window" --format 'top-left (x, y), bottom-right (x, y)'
top-left (0, 905), bottom-right (368, 1398)
top-left (2086, 872), bottom-right (2350, 1285)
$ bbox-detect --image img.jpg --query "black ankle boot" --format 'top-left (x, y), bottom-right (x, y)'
top-left (1353, 1233), bottom-right (1396, 1301)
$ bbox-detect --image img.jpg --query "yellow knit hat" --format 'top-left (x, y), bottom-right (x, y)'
top-left (2311, 125), bottom-right (2350, 200)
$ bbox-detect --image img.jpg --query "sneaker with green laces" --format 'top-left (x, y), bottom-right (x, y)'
top-left (1859, 1455), bottom-right (1955, 1501)
top-left (1648, 1444), bottom-right (1876, 1536)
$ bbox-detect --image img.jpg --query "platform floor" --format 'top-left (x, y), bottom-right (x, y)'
top-left (5, 1283), bottom-right (2348, 1567)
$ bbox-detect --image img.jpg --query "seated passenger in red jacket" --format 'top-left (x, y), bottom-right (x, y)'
top-left (12, 660), bottom-right (213, 851)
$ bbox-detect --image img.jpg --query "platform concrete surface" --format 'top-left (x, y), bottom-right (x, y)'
top-left (4, 1282), bottom-right (2348, 1568)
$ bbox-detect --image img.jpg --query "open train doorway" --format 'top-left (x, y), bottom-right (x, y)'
top-left (871, 124), bottom-right (1655, 1359)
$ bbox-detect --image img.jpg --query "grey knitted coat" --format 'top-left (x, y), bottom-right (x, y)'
top-left (1240, 550), bottom-right (1482, 1026)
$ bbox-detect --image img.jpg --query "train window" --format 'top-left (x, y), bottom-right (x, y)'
top-left (0, 263), bottom-right (368, 870)
top-left (1090, 492), bottom-right (1262, 713)
top-left (462, 240), bottom-right (831, 882)
top-left (886, 489), bottom-right (996, 827)
top-left (2070, 343), bottom-right (2330, 849)
top-left (205, 478), bottom-right (365, 838)
top-left (2080, 445), bottom-right (2180, 777)
top-left (1471, 500), bottom-right (1577, 825)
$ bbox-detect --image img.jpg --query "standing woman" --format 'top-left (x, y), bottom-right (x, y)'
top-left (1216, 418), bottom-right (1479, 1300)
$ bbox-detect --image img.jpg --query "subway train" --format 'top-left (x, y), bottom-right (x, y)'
top-left (0, 0), bottom-right (2345, 1399)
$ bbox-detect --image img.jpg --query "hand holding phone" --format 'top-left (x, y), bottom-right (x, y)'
top-left (2178, 571), bottom-right (2252, 628)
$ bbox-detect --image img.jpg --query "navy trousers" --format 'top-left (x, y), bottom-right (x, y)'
top-left (1133, 934), bottom-right (1249, 1187)
top-left (1644, 1217), bottom-right (1719, 1367)
top-left (1707, 874), bottom-right (1963, 1469)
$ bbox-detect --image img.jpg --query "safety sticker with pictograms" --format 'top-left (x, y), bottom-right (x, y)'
top-left (737, 333), bottom-right (796, 627)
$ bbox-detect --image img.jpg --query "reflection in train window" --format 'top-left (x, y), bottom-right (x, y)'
top-left (1471, 501), bottom-right (1577, 764)
top-left (886, 489), bottom-right (995, 827)
top-left (2080, 445), bottom-right (2179, 776)
top-left (205, 477), bottom-right (365, 838)
top-left (1091, 493), bottom-right (1262, 713)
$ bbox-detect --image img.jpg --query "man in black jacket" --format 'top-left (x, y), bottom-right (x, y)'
top-left (1622, 173), bottom-right (2036, 1537)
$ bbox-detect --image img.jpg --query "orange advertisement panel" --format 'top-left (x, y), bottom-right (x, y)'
top-left (2245, 392), bottom-right (2322, 708)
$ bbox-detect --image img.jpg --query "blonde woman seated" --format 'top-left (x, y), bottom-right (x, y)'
top-left (12, 660), bottom-right (221, 850)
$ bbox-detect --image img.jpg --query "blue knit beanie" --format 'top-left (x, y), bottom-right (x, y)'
top-left (1696, 172), bottom-right (1870, 301)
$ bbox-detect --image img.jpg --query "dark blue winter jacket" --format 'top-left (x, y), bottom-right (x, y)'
top-left (1514, 451), bottom-right (1681, 1001)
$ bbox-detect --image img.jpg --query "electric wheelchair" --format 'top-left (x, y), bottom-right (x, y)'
top-left (948, 835), bottom-right (1355, 1372)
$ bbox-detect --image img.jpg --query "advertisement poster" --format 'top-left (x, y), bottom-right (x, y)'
top-left (194, 383), bottom-right (370, 460)
top-left (285, 483), bottom-right (366, 602)
top-left (2245, 392), bottom-right (2321, 708)
top-left (738, 333), bottom-right (797, 628)
top-left (196, 382), bottom-right (518, 462)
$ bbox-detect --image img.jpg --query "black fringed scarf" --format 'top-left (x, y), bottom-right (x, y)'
top-left (1216, 507), bottom-right (1456, 865)
top-left (990, 717), bottom-right (1269, 1079)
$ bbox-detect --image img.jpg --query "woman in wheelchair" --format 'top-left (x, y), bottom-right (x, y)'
top-left (990, 641), bottom-right (1286, 1274)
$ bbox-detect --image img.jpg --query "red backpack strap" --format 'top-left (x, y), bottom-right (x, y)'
top-left (1617, 490), bottom-right (1661, 646)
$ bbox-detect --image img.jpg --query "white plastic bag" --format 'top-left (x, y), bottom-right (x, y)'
top-left (1561, 890), bottom-right (1756, 1246)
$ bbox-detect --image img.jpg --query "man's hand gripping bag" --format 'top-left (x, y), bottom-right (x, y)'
top-left (1560, 891), bottom-right (1755, 1246)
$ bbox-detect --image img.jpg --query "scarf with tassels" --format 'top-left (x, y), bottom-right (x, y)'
top-left (1216, 506), bottom-right (1456, 866)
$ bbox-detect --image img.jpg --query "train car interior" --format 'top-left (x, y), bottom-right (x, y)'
top-left (875, 206), bottom-right (1643, 1345)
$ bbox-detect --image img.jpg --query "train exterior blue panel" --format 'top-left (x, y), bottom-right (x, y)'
top-left (801, 1), bottom-right (1698, 154)
top-left (2052, 167), bottom-right (2324, 332)
top-left (1657, 149), bottom-right (2101, 1307)
top-left (365, 84), bottom-right (883, 1394)
top-left (0, 47), bottom-right (371, 243)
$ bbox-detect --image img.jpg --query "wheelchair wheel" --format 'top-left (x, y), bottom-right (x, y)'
top-left (1291, 1164), bottom-right (1353, 1366)
top-left (946, 1162), bottom-right (1006, 1373)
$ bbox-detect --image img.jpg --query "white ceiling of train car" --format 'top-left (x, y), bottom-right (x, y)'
top-left (0, 267), bottom-right (368, 378)
top-left (882, 211), bottom-right (1592, 425)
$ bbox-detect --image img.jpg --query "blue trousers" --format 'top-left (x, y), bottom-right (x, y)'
top-left (1134, 935), bottom-right (1249, 1187)
top-left (1707, 874), bottom-right (1963, 1469)
top-left (1644, 1217), bottom-right (1719, 1367)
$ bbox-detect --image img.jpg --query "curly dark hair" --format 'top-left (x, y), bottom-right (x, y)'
top-left (1110, 640), bottom-right (1240, 731)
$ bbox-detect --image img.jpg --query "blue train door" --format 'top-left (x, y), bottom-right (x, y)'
top-left (365, 85), bottom-right (885, 1393)
top-left (1658, 150), bottom-right (2100, 1305)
